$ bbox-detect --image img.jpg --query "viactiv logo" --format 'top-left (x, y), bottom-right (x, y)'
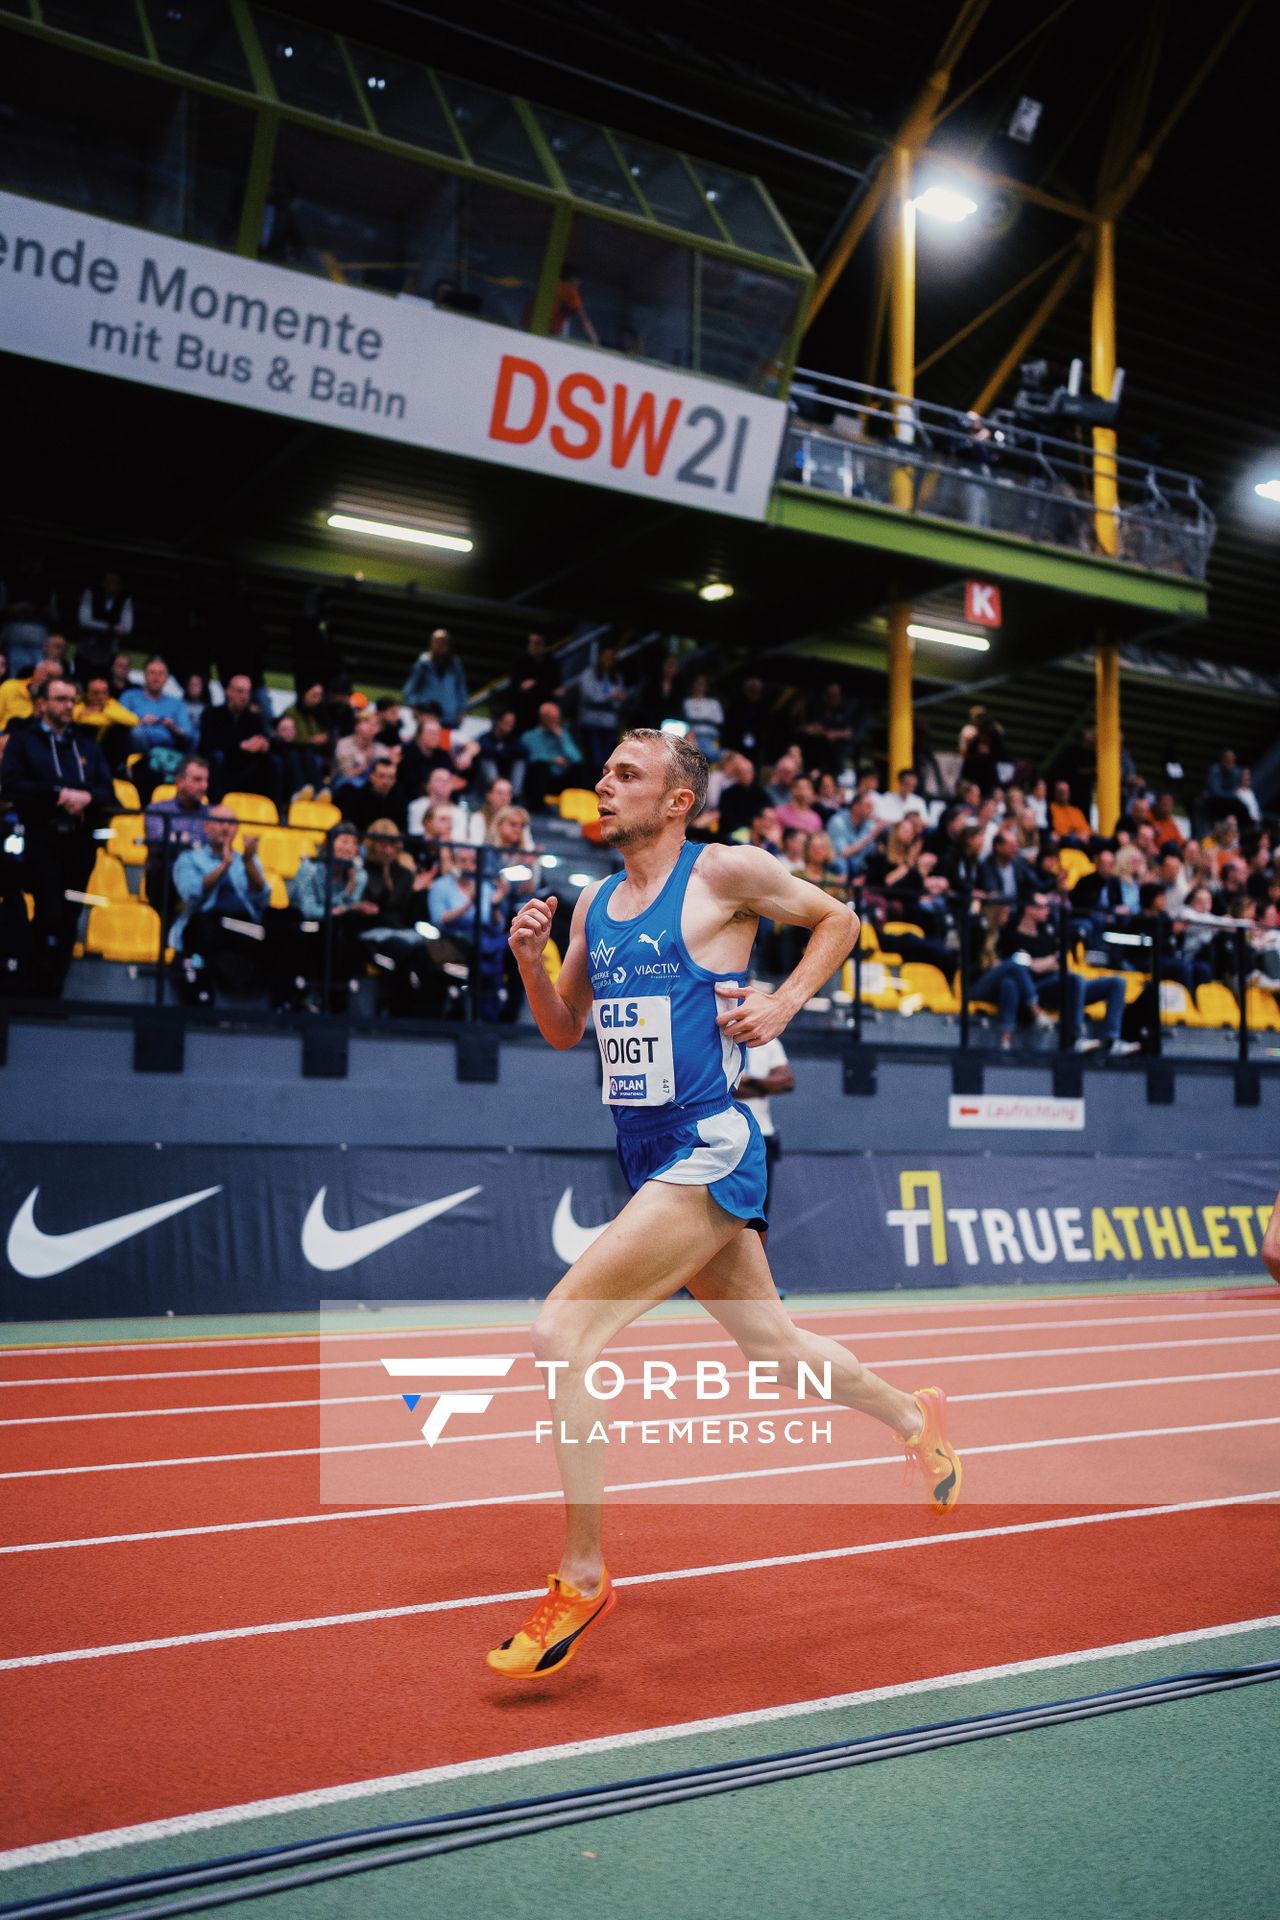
top-left (381, 1355), bottom-right (516, 1445)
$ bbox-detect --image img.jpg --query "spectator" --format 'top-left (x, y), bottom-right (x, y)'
top-left (281, 682), bottom-right (336, 767)
top-left (997, 893), bottom-right (1137, 1054)
top-left (576, 645), bottom-right (628, 776)
top-left (76, 571), bottom-right (133, 680)
top-left (108, 652), bottom-right (135, 701)
top-left (170, 805), bottom-right (271, 1003)
top-left (1203, 749), bottom-right (1242, 823)
top-left (735, 1037), bottom-right (794, 1223)
top-left (829, 791), bottom-right (888, 879)
top-left (144, 755), bottom-right (211, 909)
top-left (399, 711), bottom-right (457, 802)
top-left (792, 830), bottom-right (847, 896)
top-left (520, 702), bottom-right (585, 813)
top-left (978, 829), bottom-right (1039, 908)
top-left (474, 707), bottom-right (525, 790)
top-left (331, 708), bottom-right (382, 791)
top-left (270, 711), bottom-right (324, 802)
top-left (776, 776), bottom-right (823, 837)
top-left (418, 798), bottom-right (463, 873)
top-left (1027, 777), bottom-right (1050, 830)
top-left (0, 554), bottom-right (57, 675)
top-left (199, 674), bottom-right (280, 808)
top-left (718, 756), bottom-right (772, 842)
top-left (968, 908), bottom-right (1055, 1051)
top-left (813, 772), bottom-right (843, 822)
top-left (324, 673), bottom-right (357, 741)
top-left (409, 766), bottom-right (469, 842)
top-left (748, 806), bottom-right (783, 857)
top-left (1070, 847), bottom-right (1127, 952)
top-left (401, 628), bottom-right (468, 727)
top-left (631, 651), bottom-right (683, 733)
top-left (876, 768), bottom-right (930, 828)
top-left (338, 755), bottom-right (407, 836)
top-left (120, 655), bottom-right (193, 797)
top-left (182, 673), bottom-right (211, 751)
top-left (41, 634), bottom-right (71, 672)
top-left (1149, 792), bottom-right (1184, 849)
top-left (763, 751), bottom-right (803, 808)
top-left (796, 682), bottom-right (856, 775)
top-left (427, 842), bottom-right (511, 1018)
top-left (373, 695), bottom-right (406, 750)
top-left (282, 821), bottom-right (372, 1012)
top-left (511, 632), bottom-right (561, 734)
top-left (1050, 779), bottom-right (1091, 847)
top-left (72, 674), bottom-right (137, 774)
top-left (722, 676), bottom-right (776, 762)
top-left (1237, 767), bottom-right (1263, 827)
top-left (0, 659), bottom-right (61, 735)
top-left (681, 674), bottom-right (724, 758)
top-left (359, 819), bottom-right (441, 1015)
top-left (1204, 816), bottom-right (1242, 863)
top-left (943, 821), bottom-right (986, 894)
top-left (467, 775), bottom-right (518, 846)
top-left (546, 263), bottom-right (598, 345)
top-left (0, 674), bottom-right (114, 995)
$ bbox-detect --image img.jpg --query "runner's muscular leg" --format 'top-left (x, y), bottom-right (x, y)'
top-left (685, 1230), bottom-right (922, 1438)
top-left (532, 1179), bottom-right (745, 1590)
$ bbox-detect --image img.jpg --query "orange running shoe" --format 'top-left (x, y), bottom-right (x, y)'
top-left (486, 1569), bottom-right (615, 1677)
top-left (900, 1385), bottom-right (962, 1513)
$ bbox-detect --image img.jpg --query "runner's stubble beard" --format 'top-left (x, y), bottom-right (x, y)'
top-left (599, 796), bottom-right (670, 849)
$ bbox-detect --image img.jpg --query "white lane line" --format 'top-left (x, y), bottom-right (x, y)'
top-left (7, 1336), bottom-right (1279, 1426)
top-left (3, 1300), bottom-right (1274, 1375)
top-left (2, 1412), bottom-right (1278, 1504)
top-left (1, 1492), bottom-right (1276, 1678)
top-left (5, 1313), bottom-right (1279, 1395)
top-left (5, 1607), bottom-right (1279, 1872)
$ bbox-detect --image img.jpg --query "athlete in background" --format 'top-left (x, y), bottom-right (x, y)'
top-left (488, 729), bottom-right (961, 1678)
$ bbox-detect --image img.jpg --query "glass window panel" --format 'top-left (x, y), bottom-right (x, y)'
top-left (143, 0), bottom-right (252, 90)
top-left (39, 0), bottom-right (147, 53)
top-left (697, 257), bottom-right (800, 389)
top-left (0, 36), bottom-right (253, 249)
top-left (345, 41), bottom-right (460, 157)
top-left (688, 161), bottom-right (798, 263)
top-left (250, 7), bottom-right (363, 124)
top-left (533, 107), bottom-right (639, 212)
top-left (262, 122), bottom-right (550, 327)
top-left (564, 215), bottom-right (694, 373)
top-left (614, 136), bottom-right (721, 239)
top-left (435, 78), bottom-right (546, 184)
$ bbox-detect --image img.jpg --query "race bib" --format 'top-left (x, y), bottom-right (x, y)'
top-left (593, 995), bottom-right (675, 1107)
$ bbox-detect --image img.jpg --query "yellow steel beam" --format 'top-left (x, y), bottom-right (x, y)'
top-left (1090, 216), bottom-right (1119, 557)
top-left (888, 600), bottom-right (914, 779)
top-left (968, 228), bottom-right (1093, 416)
top-left (931, 0), bottom-right (1078, 127)
top-left (889, 145), bottom-right (917, 513)
top-left (1095, 638), bottom-right (1121, 836)
top-left (805, 0), bottom-right (992, 329)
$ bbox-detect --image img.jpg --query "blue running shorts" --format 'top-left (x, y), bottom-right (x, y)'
top-left (614, 1099), bottom-right (768, 1231)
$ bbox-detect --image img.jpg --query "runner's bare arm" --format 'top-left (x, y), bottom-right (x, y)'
top-left (1263, 1190), bottom-right (1280, 1284)
top-left (704, 844), bottom-right (859, 1046)
top-left (509, 883), bottom-right (598, 1050)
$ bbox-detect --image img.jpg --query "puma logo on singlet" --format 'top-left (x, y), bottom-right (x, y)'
top-left (638, 930), bottom-right (665, 956)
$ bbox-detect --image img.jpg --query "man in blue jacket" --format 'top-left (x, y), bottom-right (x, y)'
top-left (1, 675), bottom-right (115, 995)
top-left (401, 628), bottom-right (468, 728)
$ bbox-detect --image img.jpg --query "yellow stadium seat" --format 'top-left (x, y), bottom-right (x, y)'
top-left (897, 962), bottom-right (962, 1014)
top-left (87, 851), bottom-right (129, 901)
top-left (544, 937), bottom-right (562, 984)
top-left (264, 871), bottom-right (290, 909)
top-left (221, 791), bottom-right (279, 826)
top-left (253, 828), bottom-right (306, 878)
top-left (1158, 980), bottom-right (1196, 1026)
top-left (113, 779), bottom-right (140, 813)
top-left (1192, 982), bottom-right (1240, 1029)
top-left (1059, 848), bottom-right (1095, 889)
top-left (558, 788), bottom-right (600, 825)
top-left (150, 784), bottom-right (177, 804)
top-left (838, 958), bottom-right (900, 1010)
top-left (288, 799), bottom-right (341, 832)
top-left (1246, 987), bottom-right (1280, 1032)
top-left (106, 813), bottom-right (147, 867)
top-left (85, 901), bottom-right (161, 963)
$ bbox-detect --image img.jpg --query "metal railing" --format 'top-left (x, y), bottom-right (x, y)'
top-left (781, 370), bottom-right (1216, 579)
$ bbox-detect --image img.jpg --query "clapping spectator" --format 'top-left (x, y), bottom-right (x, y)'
top-left (520, 702), bottom-right (585, 813)
top-left (76, 571), bottom-right (133, 680)
top-left (144, 754), bottom-right (210, 908)
top-left (171, 804), bottom-right (270, 1005)
top-left (402, 627), bottom-right (468, 727)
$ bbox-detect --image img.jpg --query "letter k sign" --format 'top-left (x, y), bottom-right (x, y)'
top-left (381, 1356), bottom-right (517, 1445)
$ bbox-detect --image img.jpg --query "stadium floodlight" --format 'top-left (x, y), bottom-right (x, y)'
top-left (327, 512), bottom-right (473, 553)
top-left (906, 624), bottom-right (991, 652)
top-left (698, 581), bottom-right (734, 601)
top-left (1254, 479), bottom-right (1280, 503)
top-left (912, 186), bottom-right (979, 223)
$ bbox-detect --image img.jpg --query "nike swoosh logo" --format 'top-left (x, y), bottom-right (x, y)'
top-left (300, 1185), bottom-right (481, 1271)
top-left (552, 1187), bottom-right (611, 1266)
top-left (6, 1186), bottom-right (223, 1279)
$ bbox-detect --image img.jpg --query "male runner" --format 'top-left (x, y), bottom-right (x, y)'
top-left (488, 729), bottom-right (960, 1677)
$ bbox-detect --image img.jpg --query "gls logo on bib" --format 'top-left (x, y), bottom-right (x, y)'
top-left (592, 996), bottom-right (675, 1107)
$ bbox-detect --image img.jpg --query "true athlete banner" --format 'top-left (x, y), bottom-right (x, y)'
top-left (0, 191), bottom-right (786, 520)
top-left (0, 1147), bottom-right (1275, 1320)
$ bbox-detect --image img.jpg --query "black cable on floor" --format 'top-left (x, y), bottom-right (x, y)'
top-left (4, 1661), bottom-right (1277, 1920)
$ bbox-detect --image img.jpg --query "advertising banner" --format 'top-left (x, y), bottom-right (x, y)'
top-left (0, 191), bottom-right (786, 520)
top-left (1, 1146), bottom-right (1274, 1321)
